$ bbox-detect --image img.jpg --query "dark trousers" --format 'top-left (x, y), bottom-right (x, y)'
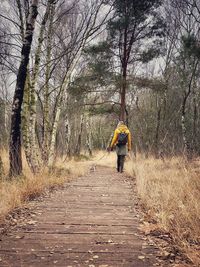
top-left (117, 155), bottom-right (125, 172)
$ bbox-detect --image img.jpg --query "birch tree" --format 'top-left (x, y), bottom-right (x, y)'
top-left (42, 0), bottom-right (56, 163)
top-left (47, 0), bottom-right (112, 166)
top-left (23, 0), bottom-right (56, 173)
top-left (9, 0), bottom-right (39, 177)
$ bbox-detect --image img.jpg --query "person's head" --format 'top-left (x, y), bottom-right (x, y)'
top-left (117, 121), bottom-right (125, 127)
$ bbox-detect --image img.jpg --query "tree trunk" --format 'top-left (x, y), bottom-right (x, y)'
top-left (27, 0), bottom-right (54, 172)
top-left (155, 106), bottom-right (161, 158)
top-left (29, 88), bottom-right (40, 173)
top-left (48, 102), bottom-right (62, 166)
top-left (16, 0), bottom-right (25, 40)
top-left (0, 156), bottom-right (4, 177)
top-left (181, 89), bottom-right (190, 157)
top-left (120, 77), bottom-right (126, 122)
top-left (181, 61), bottom-right (198, 158)
top-left (181, 103), bottom-right (188, 156)
top-left (99, 123), bottom-right (106, 149)
top-left (192, 90), bottom-right (198, 154)
top-left (86, 117), bottom-right (92, 156)
top-left (65, 114), bottom-right (71, 157)
top-left (75, 115), bottom-right (84, 156)
top-left (9, 0), bottom-right (38, 177)
top-left (22, 72), bottom-right (32, 167)
top-left (120, 20), bottom-right (128, 122)
top-left (42, 0), bottom-right (56, 163)
top-left (154, 93), bottom-right (163, 158)
top-left (4, 101), bottom-right (9, 147)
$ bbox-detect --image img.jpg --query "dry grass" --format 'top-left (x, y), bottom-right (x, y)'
top-left (129, 155), bottom-right (200, 266)
top-left (129, 156), bottom-right (200, 246)
top-left (0, 149), bottom-right (89, 223)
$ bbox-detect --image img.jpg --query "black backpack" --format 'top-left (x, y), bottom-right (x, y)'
top-left (117, 132), bottom-right (128, 146)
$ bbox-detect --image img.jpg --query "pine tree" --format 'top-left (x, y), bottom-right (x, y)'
top-left (108, 0), bottom-right (164, 122)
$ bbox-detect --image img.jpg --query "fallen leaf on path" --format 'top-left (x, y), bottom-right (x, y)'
top-left (138, 256), bottom-right (145, 260)
top-left (27, 220), bottom-right (37, 225)
top-left (15, 235), bottom-right (24, 239)
top-left (93, 255), bottom-right (99, 259)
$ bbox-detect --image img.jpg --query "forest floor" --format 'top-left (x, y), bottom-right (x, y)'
top-left (0, 165), bottom-right (193, 267)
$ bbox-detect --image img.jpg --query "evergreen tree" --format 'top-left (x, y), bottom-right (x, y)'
top-left (107, 0), bottom-right (164, 122)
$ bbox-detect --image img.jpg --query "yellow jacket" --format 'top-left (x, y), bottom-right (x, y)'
top-left (110, 124), bottom-right (131, 150)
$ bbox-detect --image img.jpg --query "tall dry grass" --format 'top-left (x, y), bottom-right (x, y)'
top-left (0, 149), bottom-right (89, 223)
top-left (129, 156), bottom-right (200, 247)
top-left (128, 155), bottom-right (200, 265)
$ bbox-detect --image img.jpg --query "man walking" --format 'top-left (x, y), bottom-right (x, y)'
top-left (108, 121), bottom-right (131, 173)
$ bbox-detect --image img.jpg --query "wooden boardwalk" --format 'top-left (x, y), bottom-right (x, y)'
top-left (0, 166), bottom-right (162, 267)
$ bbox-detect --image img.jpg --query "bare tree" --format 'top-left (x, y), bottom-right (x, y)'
top-left (9, 0), bottom-right (39, 177)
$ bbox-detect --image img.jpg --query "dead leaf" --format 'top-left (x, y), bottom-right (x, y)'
top-left (15, 235), bottom-right (24, 239)
top-left (93, 255), bottom-right (99, 259)
top-left (138, 256), bottom-right (145, 260)
top-left (27, 220), bottom-right (37, 225)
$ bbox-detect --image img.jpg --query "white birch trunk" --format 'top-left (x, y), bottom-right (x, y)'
top-left (181, 114), bottom-right (188, 154)
top-left (42, 1), bottom-right (56, 163)
top-left (65, 114), bottom-right (71, 156)
top-left (22, 74), bottom-right (32, 168)
top-left (27, 0), bottom-right (54, 172)
top-left (86, 117), bottom-right (92, 156)
top-left (75, 114), bottom-right (84, 156)
top-left (48, 106), bottom-right (61, 166)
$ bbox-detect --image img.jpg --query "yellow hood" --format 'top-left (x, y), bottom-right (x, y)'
top-left (117, 124), bottom-right (129, 133)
